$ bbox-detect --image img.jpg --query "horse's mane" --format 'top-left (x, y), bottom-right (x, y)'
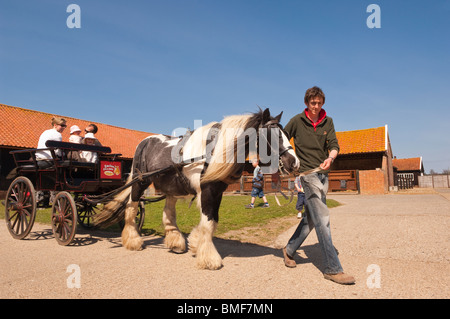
top-left (201, 110), bottom-right (264, 184)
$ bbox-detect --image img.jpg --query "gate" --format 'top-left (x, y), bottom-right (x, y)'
top-left (328, 170), bottom-right (358, 192)
top-left (397, 173), bottom-right (414, 189)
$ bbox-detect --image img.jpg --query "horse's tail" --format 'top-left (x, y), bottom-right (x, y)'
top-left (93, 174), bottom-right (132, 228)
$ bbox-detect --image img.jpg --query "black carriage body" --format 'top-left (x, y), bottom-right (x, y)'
top-left (4, 141), bottom-right (145, 245)
top-left (10, 141), bottom-right (125, 194)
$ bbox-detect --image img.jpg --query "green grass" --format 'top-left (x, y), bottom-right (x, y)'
top-left (0, 195), bottom-right (341, 237)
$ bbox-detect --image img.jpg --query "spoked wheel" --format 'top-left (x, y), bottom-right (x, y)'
top-left (51, 191), bottom-right (77, 246)
top-left (77, 201), bottom-right (100, 229)
top-left (4, 176), bottom-right (37, 240)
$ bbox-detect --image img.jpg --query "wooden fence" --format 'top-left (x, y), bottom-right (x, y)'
top-left (225, 174), bottom-right (294, 194)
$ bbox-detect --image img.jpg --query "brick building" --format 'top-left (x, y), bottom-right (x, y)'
top-left (392, 157), bottom-right (424, 187)
top-left (331, 125), bottom-right (394, 194)
top-left (227, 125), bottom-right (395, 195)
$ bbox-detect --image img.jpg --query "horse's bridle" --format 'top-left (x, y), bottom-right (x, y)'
top-left (259, 120), bottom-right (293, 162)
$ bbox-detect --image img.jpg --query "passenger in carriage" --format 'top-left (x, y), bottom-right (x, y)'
top-left (35, 117), bottom-right (67, 205)
top-left (84, 123), bottom-right (102, 147)
top-left (68, 125), bottom-right (83, 161)
top-left (36, 117), bottom-right (67, 168)
top-left (79, 133), bottom-right (99, 163)
top-left (69, 125), bottom-right (83, 143)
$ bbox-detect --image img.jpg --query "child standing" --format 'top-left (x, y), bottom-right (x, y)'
top-left (245, 159), bottom-right (269, 208)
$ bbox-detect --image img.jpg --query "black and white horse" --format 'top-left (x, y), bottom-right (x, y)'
top-left (94, 108), bottom-right (300, 269)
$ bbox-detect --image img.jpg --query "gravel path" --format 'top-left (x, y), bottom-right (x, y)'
top-left (1, 192), bottom-right (449, 299)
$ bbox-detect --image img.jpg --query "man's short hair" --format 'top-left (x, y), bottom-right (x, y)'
top-left (304, 86), bottom-right (325, 104)
top-left (87, 124), bottom-right (98, 134)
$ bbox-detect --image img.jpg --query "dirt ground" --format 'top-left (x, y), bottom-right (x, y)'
top-left (1, 190), bottom-right (449, 299)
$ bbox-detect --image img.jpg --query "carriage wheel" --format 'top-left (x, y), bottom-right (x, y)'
top-left (51, 192), bottom-right (77, 246)
top-left (4, 176), bottom-right (37, 240)
top-left (77, 201), bottom-right (100, 229)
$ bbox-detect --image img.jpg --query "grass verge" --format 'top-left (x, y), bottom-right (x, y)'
top-left (0, 195), bottom-right (341, 240)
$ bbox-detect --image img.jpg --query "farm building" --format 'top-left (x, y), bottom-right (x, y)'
top-left (330, 125), bottom-right (395, 194)
top-left (227, 125), bottom-right (395, 195)
top-left (392, 156), bottom-right (424, 187)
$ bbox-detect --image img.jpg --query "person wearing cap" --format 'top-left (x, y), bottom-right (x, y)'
top-left (67, 125), bottom-right (83, 161)
top-left (69, 125), bottom-right (83, 143)
top-left (80, 133), bottom-right (99, 163)
top-left (36, 117), bottom-right (67, 167)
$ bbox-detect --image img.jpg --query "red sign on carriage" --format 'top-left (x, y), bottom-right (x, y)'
top-left (100, 161), bottom-right (122, 179)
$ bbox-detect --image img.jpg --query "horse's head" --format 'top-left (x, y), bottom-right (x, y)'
top-left (200, 108), bottom-right (300, 184)
top-left (257, 108), bottom-right (300, 174)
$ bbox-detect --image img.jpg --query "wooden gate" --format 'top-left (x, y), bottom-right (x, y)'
top-left (397, 173), bottom-right (414, 189)
top-left (328, 170), bottom-right (357, 192)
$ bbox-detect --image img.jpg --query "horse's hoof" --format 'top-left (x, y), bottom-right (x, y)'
top-left (170, 247), bottom-right (187, 254)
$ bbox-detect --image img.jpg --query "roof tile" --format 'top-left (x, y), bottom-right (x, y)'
top-left (393, 157), bottom-right (422, 171)
top-left (336, 126), bottom-right (386, 155)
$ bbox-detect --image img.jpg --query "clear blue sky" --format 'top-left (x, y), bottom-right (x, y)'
top-left (1, 0), bottom-right (449, 173)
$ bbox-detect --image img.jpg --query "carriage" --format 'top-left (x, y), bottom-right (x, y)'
top-left (3, 140), bottom-right (145, 246)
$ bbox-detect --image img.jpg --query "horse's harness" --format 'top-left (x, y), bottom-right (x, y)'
top-left (260, 120), bottom-right (292, 155)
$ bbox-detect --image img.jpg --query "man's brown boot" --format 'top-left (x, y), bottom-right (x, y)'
top-left (282, 247), bottom-right (296, 268)
top-left (323, 272), bottom-right (355, 285)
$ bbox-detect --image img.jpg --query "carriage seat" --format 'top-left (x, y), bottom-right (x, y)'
top-left (45, 140), bottom-right (112, 155)
top-left (44, 141), bottom-right (112, 171)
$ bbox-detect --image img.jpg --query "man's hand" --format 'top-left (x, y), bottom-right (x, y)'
top-left (320, 157), bottom-right (333, 170)
top-left (320, 149), bottom-right (338, 170)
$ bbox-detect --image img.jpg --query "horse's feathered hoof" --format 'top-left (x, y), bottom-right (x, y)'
top-left (165, 230), bottom-right (186, 254)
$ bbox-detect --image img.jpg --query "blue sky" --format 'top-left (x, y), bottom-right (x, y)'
top-left (1, 0), bottom-right (449, 173)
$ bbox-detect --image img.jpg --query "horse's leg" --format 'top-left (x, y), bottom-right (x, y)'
top-left (122, 199), bottom-right (143, 250)
top-left (122, 182), bottom-right (147, 251)
top-left (163, 196), bottom-right (186, 253)
top-left (189, 213), bottom-right (221, 270)
top-left (188, 182), bottom-right (227, 270)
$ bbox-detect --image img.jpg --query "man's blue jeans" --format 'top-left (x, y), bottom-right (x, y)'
top-left (285, 173), bottom-right (343, 274)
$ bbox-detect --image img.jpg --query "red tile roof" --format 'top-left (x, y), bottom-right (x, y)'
top-left (336, 126), bottom-right (388, 155)
top-left (0, 104), bottom-right (155, 159)
top-left (393, 157), bottom-right (423, 171)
